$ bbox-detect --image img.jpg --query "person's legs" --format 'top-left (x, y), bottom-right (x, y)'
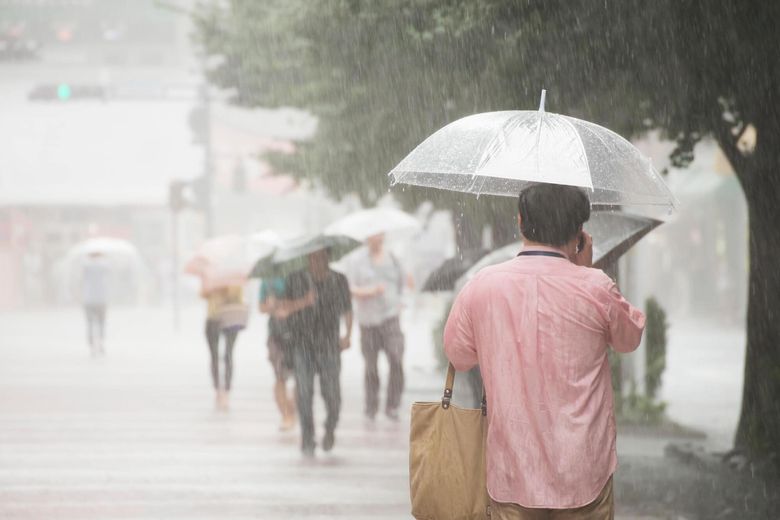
top-left (488, 500), bottom-right (548, 520)
top-left (222, 328), bottom-right (238, 392)
top-left (318, 345), bottom-right (341, 451)
top-left (84, 306), bottom-right (96, 353)
top-left (95, 305), bottom-right (106, 353)
top-left (488, 477), bottom-right (613, 520)
top-left (551, 477), bottom-right (613, 520)
top-left (382, 317), bottom-right (405, 417)
top-left (293, 345), bottom-right (316, 454)
top-left (360, 325), bottom-right (381, 419)
top-left (269, 336), bottom-right (296, 430)
top-left (205, 320), bottom-right (221, 391)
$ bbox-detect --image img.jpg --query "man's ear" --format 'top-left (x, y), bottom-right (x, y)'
top-left (517, 213), bottom-right (523, 230)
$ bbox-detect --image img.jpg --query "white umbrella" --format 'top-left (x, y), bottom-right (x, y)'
top-left (389, 91), bottom-right (677, 211)
top-left (60, 237), bottom-right (148, 303)
top-left (68, 237), bottom-right (139, 259)
top-left (324, 207), bottom-right (421, 241)
top-left (185, 231), bottom-right (280, 291)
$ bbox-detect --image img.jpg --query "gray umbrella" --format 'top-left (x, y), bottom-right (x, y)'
top-left (428, 211), bottom-right (660, 293)
top-left (249, 234), bottom-right (360, 278)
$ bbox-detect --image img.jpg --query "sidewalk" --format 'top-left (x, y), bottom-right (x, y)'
top-left (0, 305), bottom-right (771, 519)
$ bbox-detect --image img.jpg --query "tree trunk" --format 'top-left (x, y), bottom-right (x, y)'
top-left (733, 146), bottom-right (780, 458)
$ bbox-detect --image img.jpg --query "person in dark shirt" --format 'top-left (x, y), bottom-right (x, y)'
top-left (285, 248), bottom-right (353, 457)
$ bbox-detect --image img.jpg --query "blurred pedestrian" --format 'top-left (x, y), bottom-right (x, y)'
top-left (287, 249), bottom-right (352, 457)
top-left (347, 233), bottom-right (407, 422)
top-left (202, 284), bottom-right (247, 410)
top-left (80, 251), bottom-right (110, 356)
top-left (444, 184), bottom-right (645, 519)
top-left (258, 276), bottom-right (297, 431)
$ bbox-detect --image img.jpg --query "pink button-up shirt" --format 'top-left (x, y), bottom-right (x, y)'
top-left (444, 245), bottom-right (645, 509)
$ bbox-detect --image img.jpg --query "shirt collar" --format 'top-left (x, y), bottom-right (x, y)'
top-left (519, 244), bottom-right (571, 261)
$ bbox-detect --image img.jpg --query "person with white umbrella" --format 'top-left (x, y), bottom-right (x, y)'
top-left (346, 232), bottom-right (407, 422)
top-left (80, 251), bottom-right (110, 356)
top-left (326, 208), bottom-right (419, 423)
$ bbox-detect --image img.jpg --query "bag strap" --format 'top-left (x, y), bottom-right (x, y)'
top-left (442, 362), bottom-right (487, 416)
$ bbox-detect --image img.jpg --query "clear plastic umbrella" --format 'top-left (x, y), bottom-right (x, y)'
top-left (389, 91), bottom-right (677, 211)
top-left (440, 211), bottom-right (661, 293)
top-left (324, 208), bottom-right (421, 241)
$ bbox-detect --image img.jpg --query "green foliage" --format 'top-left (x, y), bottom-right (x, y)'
top-left (645, 297), bottom-right (668, 400)
top-left (623, 383), bottom-right (668, 426)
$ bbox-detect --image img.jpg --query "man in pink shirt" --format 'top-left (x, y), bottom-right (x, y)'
top-left (444, 184), bottom-right (646, 519)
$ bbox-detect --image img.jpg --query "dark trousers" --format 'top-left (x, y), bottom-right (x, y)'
top-left (360, 316), bottom-right (405, 416)
top-left (205, 319), bottom-right (238, 391)
top-left (84, 305), bottom-right (106, 351)
top-left (293, 343), bottom-right (341, 450)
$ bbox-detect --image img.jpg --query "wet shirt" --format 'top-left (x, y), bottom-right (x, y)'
top-left (287, 269), bottom-right (352, 346)
top-left (347, 248), bottom-right (403, 326)
top-left (444, 245), bottom-right (645, 509)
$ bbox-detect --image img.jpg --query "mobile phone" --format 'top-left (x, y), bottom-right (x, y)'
top-left (577, 232), bottom-right (585, 253)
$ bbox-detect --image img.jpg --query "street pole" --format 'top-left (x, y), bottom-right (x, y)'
top-left (171, 207), bottom-right (180, 332)
top-left (201, 82), bottom-right (215, 238)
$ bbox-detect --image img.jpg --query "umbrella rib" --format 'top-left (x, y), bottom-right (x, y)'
top-left (559, 116), bottom-right (594, 189)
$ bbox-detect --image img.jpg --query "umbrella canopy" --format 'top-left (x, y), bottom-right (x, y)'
top-left (421, 248), bottom-right (489, 292)
top-left (426, 211), bottom-right (660, 293)
top-left (59, 237), bottom-right (148, 302)
top-left (68, 237), bottom-right (140, 259)
top-left (389, 95), bottom-right (677, 211)
top-left (186, 232), bottom-right (280, 291)
top-left (250, 234), bottom-right (360, 278)
top-left (324, 207), bottom-right (421, 242)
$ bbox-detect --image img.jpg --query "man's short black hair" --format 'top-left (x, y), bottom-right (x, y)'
top-left (517, 184), bottom-right (591, 246)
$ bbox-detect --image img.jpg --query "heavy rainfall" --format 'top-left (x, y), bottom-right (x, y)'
top-left (1, 1), bottom-right (778, 519)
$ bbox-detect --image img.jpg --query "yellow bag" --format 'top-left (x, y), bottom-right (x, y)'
top-left (409, 363), bottom-right (489, 520)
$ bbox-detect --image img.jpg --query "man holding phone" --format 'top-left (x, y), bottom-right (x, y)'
top-left (444, 183), bottom-right (645, 519)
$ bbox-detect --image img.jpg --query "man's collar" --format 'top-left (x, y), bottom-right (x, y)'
top-left (520, 244), bottom-right (571, 261)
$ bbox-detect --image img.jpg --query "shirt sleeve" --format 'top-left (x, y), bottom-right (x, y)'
top-left (604, 281), bottom-right (646, 353)
top-left (443, 282), bottom-right (478, 371)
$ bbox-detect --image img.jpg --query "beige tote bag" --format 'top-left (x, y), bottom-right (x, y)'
top-left (409, 363), bottom-right (489, 520)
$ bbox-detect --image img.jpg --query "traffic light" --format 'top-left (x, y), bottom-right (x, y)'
top-left (28, 84), bottom-right (107, 101)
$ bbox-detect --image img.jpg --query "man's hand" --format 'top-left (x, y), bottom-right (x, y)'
top-left (572, 231), bottom-right (593, 267)
top-left (339, 335), bottom-right (351, 351)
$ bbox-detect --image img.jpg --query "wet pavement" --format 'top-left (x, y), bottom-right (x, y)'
top-left (0, 303), bottom-right (772, 519)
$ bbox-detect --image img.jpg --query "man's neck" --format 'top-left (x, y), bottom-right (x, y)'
top-left (523, 240), bottom-right (574, 260)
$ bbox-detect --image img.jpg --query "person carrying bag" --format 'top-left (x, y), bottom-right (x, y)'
top-left (409, 362), bottom-right (489, 520)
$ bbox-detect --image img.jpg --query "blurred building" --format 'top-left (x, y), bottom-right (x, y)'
top-left (0, 1), bottom-right (203, 308)
top-left (0, 1), bottom-right (354, 309)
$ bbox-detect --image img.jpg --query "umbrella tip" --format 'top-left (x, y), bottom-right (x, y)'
top-left (538, 89), bottom-right (547, 112)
